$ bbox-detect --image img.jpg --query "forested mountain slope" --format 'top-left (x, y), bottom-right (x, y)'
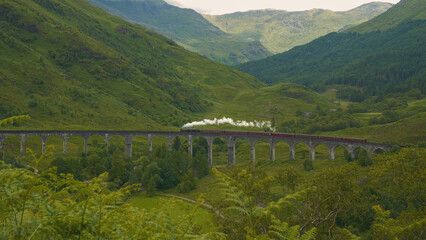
top-left (0, 0), bottom-right (268, 129)
top-left (86, 0), bottom-right (271, 65)
top-left (237, 0), bottom-right (426, 100)
top-left (348, 0), bottom-right (426, 33)
top-left (204, 2), bottom-right (392, 54)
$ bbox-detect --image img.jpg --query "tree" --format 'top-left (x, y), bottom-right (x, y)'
top-left (303, 159), bottom-right (314, 171)
top-left (172, 136), bottom-right (181, 151)
top-left (146, 176), bottom-right (157, 197)
top-left (108, 152), bottom-right (129, 186)
top-left (298, 163), bottom-right (360, 238)
top-left (191, 150), bottom-right (210, 178)
top-left (356, 148), bottom-right (372, 167)
top-left (84, 151), bottom-right (107, 178)
top-left (368, 205), bottom-right (425, 240)
top-left (50, 156), bottom-right (81, 176)
top-left (369, 148), bottom-right (426, 209)
top-left (141, 161), bottom-right (162, 189)
top-left (276, 166), bottom-right (300, 193)
top-left (213, 168), bottom-right (316, 239)
top-left (177, 172), bottom-right (196, 193)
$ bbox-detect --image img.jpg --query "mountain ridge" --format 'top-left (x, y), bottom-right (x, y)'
top-left (203, 2), bottom-right (393, 54)
top-left (236, 0), bottom-right (426, 100)
top-left (347, 0), bottom-right (426, 33)
top-left (86, 0), bottom-right (271, 65)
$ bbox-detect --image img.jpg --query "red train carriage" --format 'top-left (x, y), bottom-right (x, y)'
top-left (181, 129), bottom-right (367, 143)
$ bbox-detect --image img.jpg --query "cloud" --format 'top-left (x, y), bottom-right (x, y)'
top-left (182, 116), bottom-right (275, 130)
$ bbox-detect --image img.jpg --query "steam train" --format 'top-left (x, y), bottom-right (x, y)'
top-left (180, 129), bottom-right (367, 143)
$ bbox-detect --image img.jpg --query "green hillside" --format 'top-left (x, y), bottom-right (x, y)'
top-left (0, 0), bottom-right (268, 129)
top-left (347, 0), bottom-right (426, 33)
top-left (0, 0), bottom-right (340, 131)
top-left (204, 2), bottom-right (392, 54)
top-left (237, 0), bottom-right (426, 100)
top-left (86, 0), bottom-right (271, 65)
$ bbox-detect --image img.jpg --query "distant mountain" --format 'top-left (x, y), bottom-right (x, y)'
top-left (204, 2), bottom-right (393, 54)
top-left (237, 0), bottom-right (426, 100)
top-left (87, 0), bottom-right (270, 65)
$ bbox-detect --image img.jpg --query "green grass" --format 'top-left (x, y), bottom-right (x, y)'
top-left (316, 112), bottom-right (426, 145)
top-left (127, 195), bottom-right (216, 233)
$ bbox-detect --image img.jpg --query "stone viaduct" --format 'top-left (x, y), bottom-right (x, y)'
top-left (0, 130), bottom-right (393, 166)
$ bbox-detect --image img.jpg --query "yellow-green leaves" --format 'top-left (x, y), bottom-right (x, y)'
top-left (0, 115), bottom-right (30, 128)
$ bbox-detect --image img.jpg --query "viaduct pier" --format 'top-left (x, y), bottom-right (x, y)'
top-left (0, 130), bottom-right (393, 166)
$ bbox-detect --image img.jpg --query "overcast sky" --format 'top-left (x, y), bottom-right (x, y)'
top-left (165, 0), bottom-right (400, 15)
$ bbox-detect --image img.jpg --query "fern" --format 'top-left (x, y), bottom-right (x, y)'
top-left (300, 227), bottom-right (317, 240)
top-left (214, 167), bottom-right (317, 239)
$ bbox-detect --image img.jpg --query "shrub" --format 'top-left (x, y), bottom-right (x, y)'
top-left (303, 159), bottom-right (314, 171)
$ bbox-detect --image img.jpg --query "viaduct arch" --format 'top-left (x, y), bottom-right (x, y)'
top-left (0, 130), bottom-right (393, 166)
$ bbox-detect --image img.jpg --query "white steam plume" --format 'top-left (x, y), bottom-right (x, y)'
top-left (182, 117), bottom-right (275, 131)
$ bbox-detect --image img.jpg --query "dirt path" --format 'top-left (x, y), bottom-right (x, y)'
top-left (160, 193), bottom-right (224, 219)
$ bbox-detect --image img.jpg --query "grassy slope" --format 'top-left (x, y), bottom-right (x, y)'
top-left (198, 83), bottom-right (337, 124)
top-left (128, 195), bottom-right (216, 233)
top-left (204, 2), bottom-right (392, 54)
top-left (87, 0), bottom-right (270, 65)
top-left (0, 0), bottom-right (270, 130)
top-left (347, 0), bottom-right (426, 33)
top-left (316, 99), bottom-right (426, 145)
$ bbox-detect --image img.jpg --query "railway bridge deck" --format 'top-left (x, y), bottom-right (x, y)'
top-left (0, 130), bottom-right (393, 166)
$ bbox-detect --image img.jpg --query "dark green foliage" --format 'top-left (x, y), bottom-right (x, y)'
top-left (276, 166), bottom-right (300, 193)
top-left (146, 176), bottom-right (157, 197)
top-left (50, 156), bottom-right (82, 179)
top-left (356, 148), bottom-right (373, 167)
top-left (369, 110), bottom-right (400, 125)
top-left (303, 159), bottom-right (314, 171)
top-left (344, 148), bottom-right (353, 162)
top-left (83, 151), bottom-right (107, 178)
top-left (177, 172), bottom-right (196, 193)
top-left (172, 136), bottom-right (181, 151)
top-left (108, 152), bottom-right (130, 185)
top-left (277, 108), bottom-right (361, 134)
top-left (336, 87), bottom-right (368, 102)
top-left (191, 151), bottom-right (210, 178)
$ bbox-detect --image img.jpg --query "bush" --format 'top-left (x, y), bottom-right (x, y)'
top-left (356, 149), bottom-right (372, 167)
top-left (344, 148), bottom-right (353, 162)
top-left (177, 173), bottom-right (196, 193)
top-left (303, 159), bottom-right (314, 171)
top-left (146, 177), bottom-right (157, 197)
